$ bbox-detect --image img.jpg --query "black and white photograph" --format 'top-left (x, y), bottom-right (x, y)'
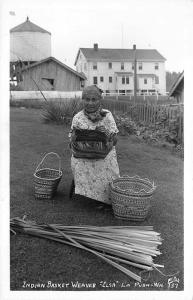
top-left (0, 0), bottom-right (192, 299)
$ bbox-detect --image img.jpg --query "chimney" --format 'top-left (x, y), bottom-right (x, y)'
top-left (94, 43), bottom-right (98, 51)
top-left (133, 44), bottom-right (136, 50)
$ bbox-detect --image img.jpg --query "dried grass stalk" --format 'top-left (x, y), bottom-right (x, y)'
top-left (10, 217), bottom-right (164, 282)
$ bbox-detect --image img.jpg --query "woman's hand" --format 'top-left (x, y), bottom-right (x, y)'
top-left (96, 125), bottom-right (111, 137)
top-left (96, 126), bottom-right (118, 145)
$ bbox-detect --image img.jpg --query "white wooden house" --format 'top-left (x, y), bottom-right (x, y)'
top-left (74, 44), bottom-right (166, 95)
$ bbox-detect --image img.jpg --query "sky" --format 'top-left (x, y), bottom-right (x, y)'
top-left (1, 0), bottom-right (192, 72)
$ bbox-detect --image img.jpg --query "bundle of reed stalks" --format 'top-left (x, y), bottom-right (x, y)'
top-left (10, 217), bottom-right (164, 282)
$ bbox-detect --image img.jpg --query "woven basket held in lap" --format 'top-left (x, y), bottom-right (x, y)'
top-left (34, 152), bottom-right (62, 199)
top-left (110, 175), bottom-right (156, 221)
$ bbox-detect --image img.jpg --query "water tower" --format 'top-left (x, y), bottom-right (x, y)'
top-left (10, 17), bottom-right (51, 65)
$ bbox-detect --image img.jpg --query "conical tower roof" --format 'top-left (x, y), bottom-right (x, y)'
top-left (10, 17), bottom-right (51, 35)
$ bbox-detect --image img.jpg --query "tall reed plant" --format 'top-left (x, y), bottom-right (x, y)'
top-left (41, 98), bottom-right (82, 125)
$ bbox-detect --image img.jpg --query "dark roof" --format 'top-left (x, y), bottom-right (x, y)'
top-left (75, 48), bottom-right (166, 65)
top-left (20, 57), bottom-right (86, 80)
top-left (168, 71), bottom-right (184, 97)
top-left (10, 17), bottom-right (51, 35)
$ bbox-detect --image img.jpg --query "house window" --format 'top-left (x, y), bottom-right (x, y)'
top-left (144, 78), bottom-right (147, 84)
top-left (132, 63), bottom-right (134, 70)
top-left (93, 77), bottom-right (98, 84)
top-left (155, 63), bottom-right (159, 70)
top-left (121, 62), bottom-right (124, 70)
top-left (84, 63), bottom-right (87, 71)
top-left (108, 62), bottom-right (112, 69)
top-left (155, 76), bottom-right (159, 84)
top-left (139, 62), bottom-right (142, 70)
top-left (100, 76), bottom-right (104, 82)
top-left (93, 62), bottom-right (97, 70)
top-left (126, 77), bottom-right (129, 84)
top-left (122, 77), bottom-right (125, 84)
top-left (109, 76), bottom-right (112, 83)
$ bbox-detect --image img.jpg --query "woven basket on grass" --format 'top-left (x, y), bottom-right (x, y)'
top-left (110, 175), bottom-right (156, 221)
top-left (34, 152), bottom-right (62, 199)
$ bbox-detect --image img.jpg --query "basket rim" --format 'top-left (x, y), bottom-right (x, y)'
top-left (110, 175), bottom-right (156, 195)
top-left (34, 168), bottom-right (62, 181)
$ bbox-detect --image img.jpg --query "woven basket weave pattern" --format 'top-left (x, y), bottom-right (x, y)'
top-left (34, 153), bottom-right (62, 200)
top-left (110, 176), bottom-right (156, 221)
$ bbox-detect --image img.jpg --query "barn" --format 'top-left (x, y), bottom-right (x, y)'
top-left (16, 57), bottom-right (86, 91)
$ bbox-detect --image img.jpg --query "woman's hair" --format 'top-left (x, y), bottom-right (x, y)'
top-left (82, 85), bottom-right (103, 99)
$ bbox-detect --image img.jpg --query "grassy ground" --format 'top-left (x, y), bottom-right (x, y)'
top-left (10, 107), bottom-right (183, 291)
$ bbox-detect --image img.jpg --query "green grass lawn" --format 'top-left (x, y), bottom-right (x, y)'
top-left (10, 107), bottom-right (183, 291)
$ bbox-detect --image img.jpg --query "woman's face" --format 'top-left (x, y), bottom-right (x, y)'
top-left (83, 92), bottom-right (101, 113)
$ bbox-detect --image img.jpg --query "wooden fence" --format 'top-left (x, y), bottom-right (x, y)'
top-left (129, 104), bottom-right (183, 143)
top-left (102, 100), bottom-right (184, 143)
top-left (103, 95), bottom-right (177, 104)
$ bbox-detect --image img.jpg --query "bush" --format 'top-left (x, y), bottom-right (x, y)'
top-left (114, 111), bottom-right (183, 150)
top-left (114, 114), bottom-right (138, 135)
top-left (41, 98), bottom-right (82, 125)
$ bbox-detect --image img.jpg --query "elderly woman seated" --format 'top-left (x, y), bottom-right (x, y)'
top-left (69, 85), bottom-right (120, 204)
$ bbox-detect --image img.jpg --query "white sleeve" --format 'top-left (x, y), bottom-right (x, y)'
top-left (105, 111), bottom-right (119, 134)
top-left (68, 115), bottom-right (77, 138)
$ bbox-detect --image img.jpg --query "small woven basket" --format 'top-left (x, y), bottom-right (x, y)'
top-left (110, 175), bottom-right (156, 221)
top-left (34, 152), bottom-right (62, 199)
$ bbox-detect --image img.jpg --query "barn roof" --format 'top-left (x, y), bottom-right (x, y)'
top-left (20, 56), bottom-right (86, 80)
top-left (168, 71), bottom-right (184, 97)
top-left (75, 47), bottom-right (166, 65)
top-left (10, 17), bottom-right (51, 35)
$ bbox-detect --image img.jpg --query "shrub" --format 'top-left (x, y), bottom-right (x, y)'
top-left (41, 98), bottom-right (82, 125)
top-left (114, 114), bottom-right (138, 135)
top-left (114, 111), bottom-right (183, 150)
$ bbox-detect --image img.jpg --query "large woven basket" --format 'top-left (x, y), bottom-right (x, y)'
top-left (34, 152), bottom-right (62, 199)
top-left (110, 175), bottom-right (156, 221)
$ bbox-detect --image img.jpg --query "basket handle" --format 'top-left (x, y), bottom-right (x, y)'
top-left (35, 152), bottom-right (61, 173)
